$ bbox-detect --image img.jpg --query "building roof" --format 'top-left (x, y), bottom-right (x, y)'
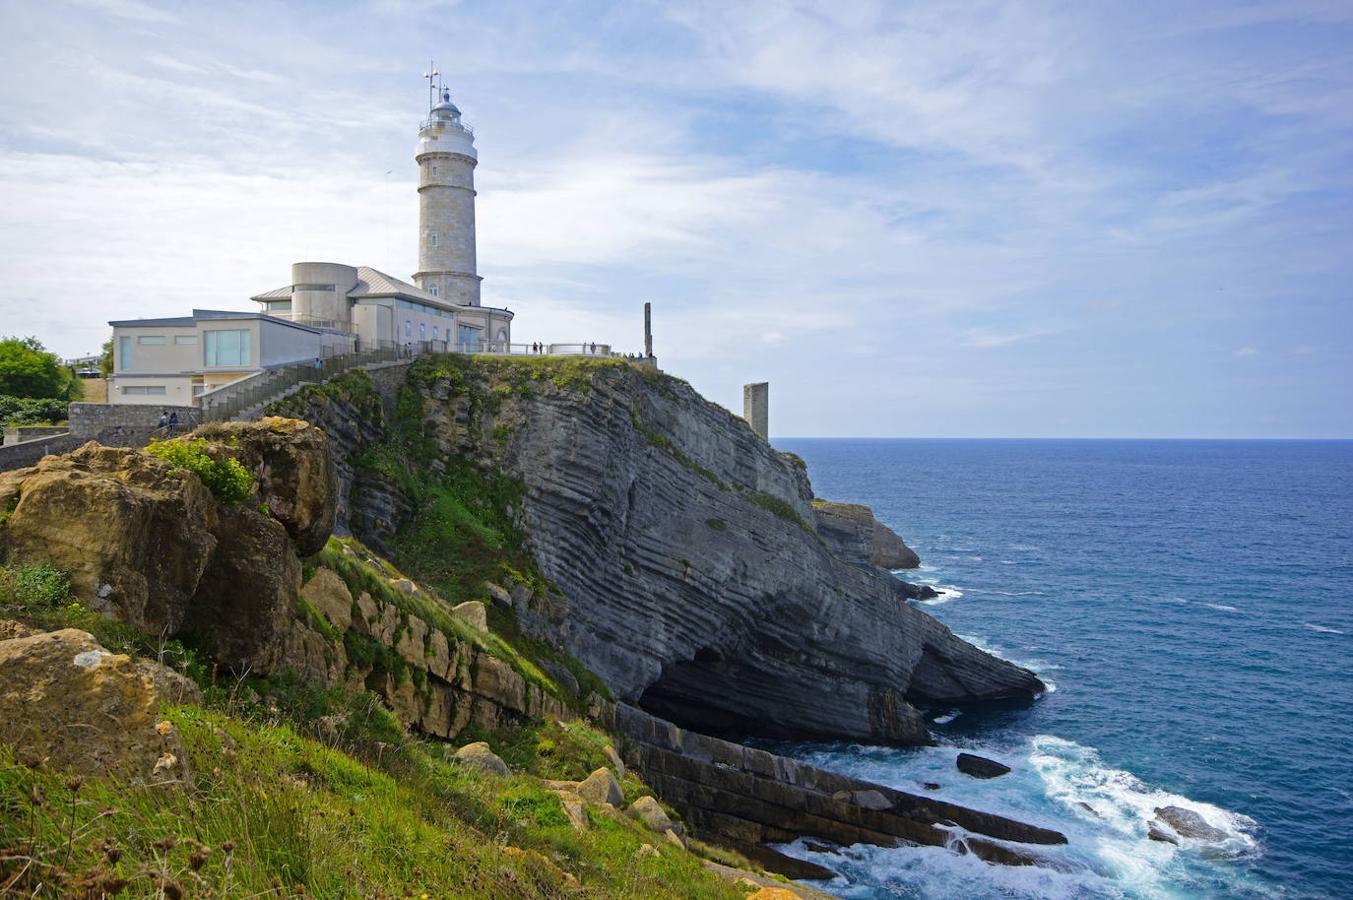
top-left (250, 265), bottom-right (464, 313)
top-left (109, 309), bottom-right (322, 334)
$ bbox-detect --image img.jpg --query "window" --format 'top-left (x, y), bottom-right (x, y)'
top-left (118, 336), bottom-right (131, 369)
top-left (429, 233), bottom-right (437, 247)
top-left (432, 326), bottom-right (438, 341)
top-left (291, 283), bottom-right (335, 292)
top-left (430, 284), bottom-right (438, 297)
top-left (174, 335), bottom-right (198, 345)
top-left (122, 385), bottom-right (166, 395)
top-left (404, 320), bottom-right (412, 337)
top-left (204, 329), bottom-right (251, 367)
top-left (419, 322), bottom-right (426, 340)
top-left (458, 324), bottom-right (480, 352)
top-left (137, 335), bottom-right (165, 345)
top-left (430, 165), bottom-right (438, 176)
top-left (264, 301), bottom-right (291, 312)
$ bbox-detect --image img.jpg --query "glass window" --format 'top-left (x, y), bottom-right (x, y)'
top-left (430, 284), bottom-right (438, 297)
top-left (432, 326), bottom-right (438, 340)
top-left (204, 329), bottom-right (251, 367)
top-left (458, 324), bottom-right (480, 351)
top-left (123, 385), bottom-right (166, 395)
top-left (404, 320), bottom-right (412, 337)
top-left (118, 336), bottom-right (131, 369)
top-left (430, 233), bottom-right (437, 247)
top-left (419, 322), bottom-right (426, 340)
top-left (174, 335), bottom-right (197, 345)
top-left (138, 335), bottom-right (165, 345)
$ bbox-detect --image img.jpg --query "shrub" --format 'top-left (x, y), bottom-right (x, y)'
top-left (146, 437), bottom-right (253, 503)
top-left (0, 562), bottom-right (70, 608)
top-left (0, 394), bottom-right (68, 425)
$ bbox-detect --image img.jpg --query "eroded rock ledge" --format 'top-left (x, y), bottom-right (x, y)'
top-left (609, 703), bottom-right (1067, 875)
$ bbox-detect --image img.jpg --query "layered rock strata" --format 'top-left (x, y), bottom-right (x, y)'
top-left (612, 704), bottom-right (1067, 874)
top-left (371, 359), bottom-right (1043, 745)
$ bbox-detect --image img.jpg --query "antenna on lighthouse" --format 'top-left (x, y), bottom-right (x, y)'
top-left (423, 60), bottom-right (440, 111)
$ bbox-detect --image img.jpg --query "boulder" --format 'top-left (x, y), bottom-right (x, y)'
top-left (554, 791), bottom-right (589, 830)
top-left (957, 752), bottom-right (1012, 779)
top-left (577, 766), bottom-right (624, 807)
top-left (0, 443), bottom-right (217, 634)
top-left (1153, 806), bottom-right (1230, 843)
top-left (627, 795), bottom-right (675, 833)
top-left (1148, 823), bottom-right (1179, 845)
top-left (300, 567), bottom-right (353, 632)
top-left (452, 600), bottom-right (488, 633)
top-left (0, 629), bottom-right (189, 783)
top-left (453, 741), bottom-right (510, 776)
top-left (135, 658), bottom-right (203, 705)
top-left (185, 505), bottom-right (301, 672)
top-left (484, 582), bottom-right (513, 607)
top-left (190, 418), bottom-right (337, 556)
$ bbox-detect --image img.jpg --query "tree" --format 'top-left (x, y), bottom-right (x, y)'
top-left (99, 338), bottom-right (114, 377)
top-left (0, 336), bottom-right (77, 400)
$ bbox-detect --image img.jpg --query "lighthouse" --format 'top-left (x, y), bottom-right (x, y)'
top-left (414, 75), bottom-right (481, 307)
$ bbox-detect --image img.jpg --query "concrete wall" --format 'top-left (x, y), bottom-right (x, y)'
top-left (113, 328), bottom-right (201, 375)
top-left (2, 426), bottom-right (69, 447)
top-left (68, 402), bottom-right (198, 444)
top-left (743, 382), bottom-right (769, 441)
top-left (290, 262), bottom-right (358, 329)
top-left (108, 375), bottom-right (196, 407)
top-left (0, 433), bottom-right (82, 471)
top-left (258, 317), bottom-right (326, 367)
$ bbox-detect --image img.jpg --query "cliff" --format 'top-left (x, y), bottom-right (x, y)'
top-left (277, 356), bottom-right (1042, 746)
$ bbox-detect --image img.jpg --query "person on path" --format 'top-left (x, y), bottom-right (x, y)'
top-left (156, 411), bottom-right (169, 435)
top-left (167, 410), bottom-right (179, 437)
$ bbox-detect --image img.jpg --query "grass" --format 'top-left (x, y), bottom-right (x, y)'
top-left (0, 704), bottom-right (747, 898)
top-left (145, 438), bottom-right (253, 504)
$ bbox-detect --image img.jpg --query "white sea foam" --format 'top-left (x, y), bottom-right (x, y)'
top-left (1202, 602), bottom-right (1239, 612)
top-left (932, 710), bottom-right (961, 725)
top-left (1303, 622), bottom-right (1345, 635)
top-left (782, 733), bottom-right (1267, 898)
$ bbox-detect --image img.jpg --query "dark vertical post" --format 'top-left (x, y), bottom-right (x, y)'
top-left (644, 302), bottom-right (653, 359)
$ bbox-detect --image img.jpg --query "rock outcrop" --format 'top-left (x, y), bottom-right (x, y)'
top-left (957, 752), bottom-right (1012, 779)
top-left (611, 704), bottom-right (1068, 874)
top-left (813, 500), bottom-right (921, 570)
top-left (342, 357), bottom-right (1044, 746)
top-left (0, 628), bottom-right (190, 783)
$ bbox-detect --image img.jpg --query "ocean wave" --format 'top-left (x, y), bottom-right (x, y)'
top-left (932, 710), bottom-right (961, 725)
top-left (1202, 602), bottom-right (1240, 613)
top-left (779, 735), bottom-right (1267, 898)
top-left (1030, 734), bottom-right (1259, 856)
top-left (1302, 622), bottom-right (1345, 635)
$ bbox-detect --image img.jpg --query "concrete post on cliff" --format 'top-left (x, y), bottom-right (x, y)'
top-left (644, 302), bottom-right (654, 359)
top-left (743, 382), bottom-right (769, 441)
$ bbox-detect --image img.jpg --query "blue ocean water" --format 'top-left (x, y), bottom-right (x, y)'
top-left (771, 439), bottom-right (1353, 899)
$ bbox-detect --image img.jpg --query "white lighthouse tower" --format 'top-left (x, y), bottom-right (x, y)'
top-left (414, 68), bottom-right (481, 306)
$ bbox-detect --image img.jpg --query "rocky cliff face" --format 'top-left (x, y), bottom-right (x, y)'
top-left (289, 358), bottom-right (1043, 746)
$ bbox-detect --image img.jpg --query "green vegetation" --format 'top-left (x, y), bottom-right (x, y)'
top-left (704, 518), bottom-right (727, 531)
top-left (0, 396), bottom-right (70, 426)
top-left (145, 438), bottom-right (254, 504)
top-left (99, 337), bottom-right (114, 378)
top-left (269, 367), bottom-right (382, 420)
top-left (749, 490), bottom-right (822, 545)
top-left (0, 336), bottom-right (81, 403)
top-left (0, 704), bottom-right (745, 899)
top-left (0, 562), bottom-right (70, 609)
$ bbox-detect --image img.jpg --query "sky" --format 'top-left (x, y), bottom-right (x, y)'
top-left (1, 0), bottom-right (1350, 438)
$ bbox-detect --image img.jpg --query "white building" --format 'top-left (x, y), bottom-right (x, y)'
top-left (107, 310), bottom-right (353, 406)
top-left (105, 77), bottom-right (513, 406)
top-left (251, 82), bottom-right (512, 352)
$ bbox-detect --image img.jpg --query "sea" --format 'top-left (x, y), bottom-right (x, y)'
top-left (769, 439), bottom-right (1353, 900)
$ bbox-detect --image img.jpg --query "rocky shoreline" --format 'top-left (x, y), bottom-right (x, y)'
top-left (0, 356), bottom-right (1062, 892)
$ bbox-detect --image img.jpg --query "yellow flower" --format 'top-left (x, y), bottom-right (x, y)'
top-left (156, 720), bottom-right (173, 736)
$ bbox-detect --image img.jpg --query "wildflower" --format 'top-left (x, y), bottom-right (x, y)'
top-left (153, 836), bottom-right (178, 852)
top-left (155, 720), bottom-right (173, 736)
top-left (65, 775), bottom-right (84, 793)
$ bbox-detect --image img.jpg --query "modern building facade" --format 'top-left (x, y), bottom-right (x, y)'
top-left (106, 310), bottom-right (353, 406)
